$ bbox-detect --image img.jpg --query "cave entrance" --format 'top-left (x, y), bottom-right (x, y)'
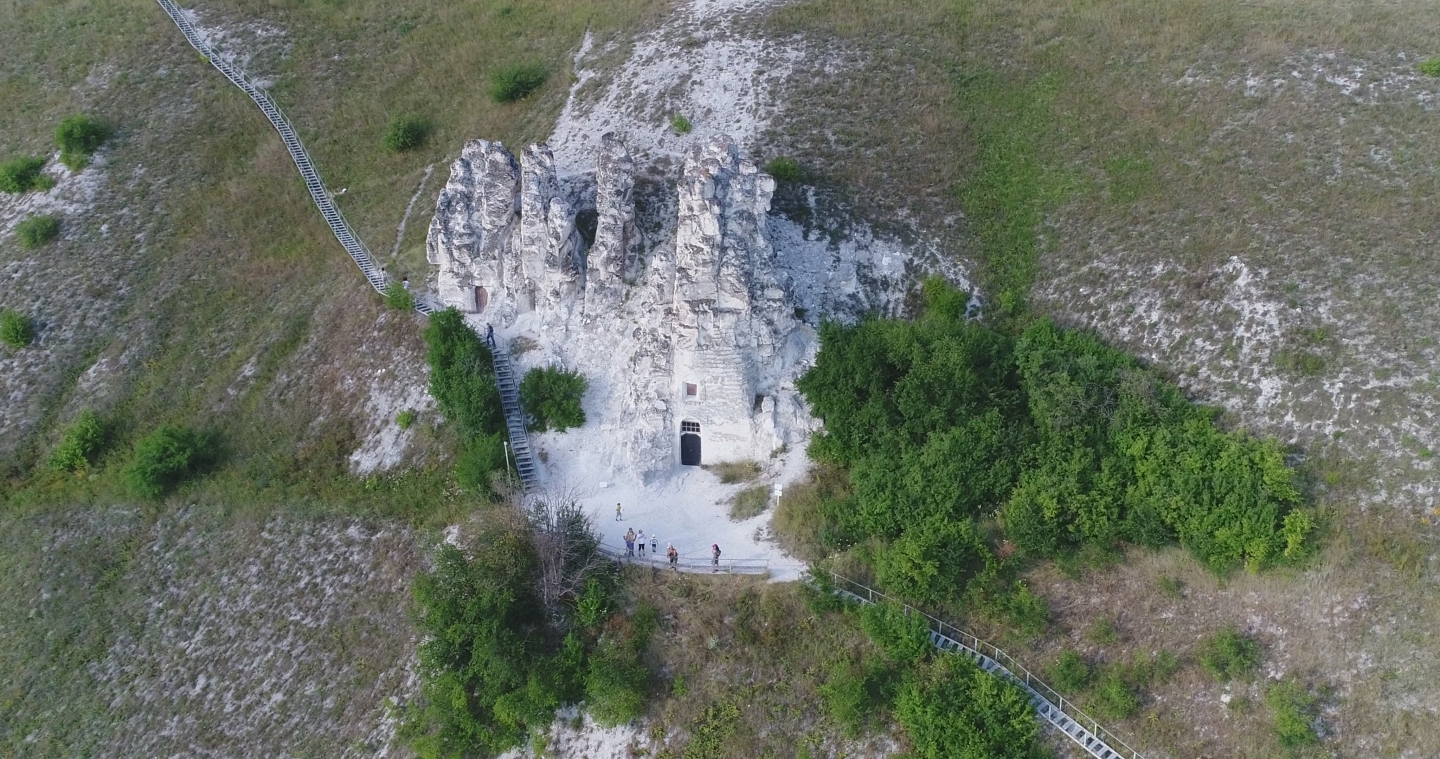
top-left (680, 420), bottom-right (701, 466)
top-left (473, 286), bottom-right (489, 313)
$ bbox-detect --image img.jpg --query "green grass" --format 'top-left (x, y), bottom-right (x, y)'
top-left (0, 155), bottom-right (54, 193)
top-left (1418, 57), bottom-right (1440, 77)
top-left (1, 309), bottom-right (36, 349)
top-left (729, 484), bottom-right (770, 520)
top-left (1197, 626), bottom-right (1262, 682)
top-left (670, 112), bottom-right (693, 134)
top-left (490, 63), bottom-right (549, 103)
top-left (1266, 678), bottom-right (1320, 748)
top-left (765, 156), bottom-right (802, 181)
top-left (396, 408), bottom-right (417, 429)
top-left (710, 459), bottom-right (761, 483)
top-left (381, 113), bottom-right (432, 152)
top-left (55, 114), bottom-right (111, 170)
top-left (15, 214), bottom-right (60, 248)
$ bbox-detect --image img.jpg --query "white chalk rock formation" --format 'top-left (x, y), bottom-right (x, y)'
top-left (427, 134), bottom-right (817, 478)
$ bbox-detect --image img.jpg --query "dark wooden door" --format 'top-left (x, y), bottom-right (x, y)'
top-left (680, 433), bottom-right (701, 466)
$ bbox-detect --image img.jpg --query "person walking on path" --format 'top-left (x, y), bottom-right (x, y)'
top-left (651, 536), bottom-right (658, 555)
top-left (637, 530), bottom-right (647, 556)
top-left (624, 528), bottom-right (636, 557)
top-left (667, 543), bottom-right (679, 568)
top-left (615, 502), bottom-right (623, 521)
top-left (486, 323), bottom-right (494, 342)
top-left (711, 543), bottom-right (722, 572)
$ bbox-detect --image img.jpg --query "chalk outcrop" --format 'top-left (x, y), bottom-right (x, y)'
top-left (427, 133), bottom-right (817, 477)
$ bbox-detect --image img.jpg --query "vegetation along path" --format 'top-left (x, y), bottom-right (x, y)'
top-left (152, 0), bottom-right (435, 314)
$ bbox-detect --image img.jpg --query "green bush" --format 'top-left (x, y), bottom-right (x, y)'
top-left (382, 113), bottom-right (431, 152)
top-left (122, 425), bottom-right (211, 498)
top-left (0, 156), bottom-right (54, 194)
top-left (0, 309), bottom-right (36, 349)
top-left (584, 632), bottom-right (650, 726)
top-left (670, 113), bottom-right (692, 134)
top-left (454, 433), bottom-right (507, 493)
top-left (796, 279), bottom-right (1310, 578)
top-left (16, 214), bottom-right (60, 248)
top-left (858, 601), bottom-right (932, 666)
top-left (1197, 626), bottom-right (1261, 682)
top-left (425, 308), bottom-right (504, 439)
top-left (50, 410), bottom-right (105, 473)
top-left (764, 156), bottom-right (802, 182)
top-left (874, 517), bottom-right (989, 604)
top-left (1048, 649), bottom-right (1093, 693)
top-left (520, 365), bottom-right (588, 432)
top-left (819, 656), bottom-right (897, 737)
top-left (396, 409), bottom-right (417, 429)
top-left (490, 63), bottom-right (548, 102)
top-left (1265, 678), bottom-right (1319, 747)
top-left (404, 529), bottom-right (567, 758)
top-left (384, 281), bottom-right (417, 310)
top-left (55, 114), bottom-right (111, 170)
top-left (894, 654), bottom-right (1046, 759)
top-left (1418, 57), bottom-right (1440, 77)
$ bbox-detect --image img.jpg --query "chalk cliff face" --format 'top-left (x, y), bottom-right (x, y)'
top-left (427, 133), bottom-right (816, 478)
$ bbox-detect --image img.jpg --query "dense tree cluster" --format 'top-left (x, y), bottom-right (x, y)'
top-left (798, 280), bottom-right (1312, 603)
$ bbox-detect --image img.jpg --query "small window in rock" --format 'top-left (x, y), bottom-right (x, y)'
top-left (681, 420), bottom-right (700, 434)
top-left (753, 394), bottom-right (765, 412)
top-left (686, 383), bottom-right (698, 397)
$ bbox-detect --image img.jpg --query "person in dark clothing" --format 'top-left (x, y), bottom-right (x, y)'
top-left (711, 543), bottom-right (721, 571)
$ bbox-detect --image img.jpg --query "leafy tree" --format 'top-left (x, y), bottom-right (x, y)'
top-left (50, 410), bottom-right (105, 472)
top-left (874, 517), bottom-right (990, 605)
top-left (406, 529), bottom-right (562, 758)
top-left (520, 366), bottom-right (588, 432)
top-left (424, 308), bottom-right (504, 439)
top-left (894, 654), bottom-right (1047, 759)
top-left (123, 425), bottom-right (211, 498)
top-left (385, 281), bottom-right (416, 310)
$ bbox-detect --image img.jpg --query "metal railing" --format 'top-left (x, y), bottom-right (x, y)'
top-left (487, 329), bottom-right (539, 492)
top-left (828, 572), bottom-right (1145, 759)
top-left (598, 542), bottom-right (769, 575)
top-left (153, 0), bottom-right (437, 316)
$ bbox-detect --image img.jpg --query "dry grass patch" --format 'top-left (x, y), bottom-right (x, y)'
top-left (728, 484), bottom-right (769, 521)
top-left (707, 459), bottom-right (761, 484)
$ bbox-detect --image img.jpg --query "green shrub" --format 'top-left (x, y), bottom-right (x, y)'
top-left (454, 433), bottom-right (507, 492)
top-left (1048, 649), bottom-right (1093, 693)
top-left (894, 654), bottom-right (1046, 759)
top-left (384, 280), bottom-right (416, 310)
top-left (819, 656), bottom-right (897, 737)
top-left (670, 113), bottom-right (692, 134)
top-left (764, 156), bottom-right (802, 182)
top-left (1089, 668), bottom-right (1140, 720)
top-left (122, 425), bottom-right (211, 498)
top-left (55, 115), bottom-right (111, 169)
top-left (382, 113), bottom-right (431, 152)
top-left (404, 529), bottom-right (565, 757)
top-left (858, 601), bottom-right (933, 666)
top-left (729, 484), bottom-right (770, 520)
top-left (683, 701), bottom-right (741, 759)
top-left (1265, 678), bottom-right (1319, 747)
top-left (0, 156), bottom-right (54, 194)
top-left (490, 63), bottom-right (548, 102)
top-left (396, 409), bottom-right (417, 429)
top-left (1197, 626), bottom-right (1261, 682)
top-left (0, 309), bottom-right (36, 349)
top-left (874, 517), bottom-right (990, 605)
top-left (50, 410), bottom-right (105, 473)
top-left (520, 366), bottom-right (588, 432)
top-left (1000, 581), bottom-right (1050, 636)
top-left (584, 633), bottom-right (650, 726)
top-left (711, 459), bottom-right (761, 483)
top-left (16, 214), bottom-right (60, 248)
top-left (425, 308), bottom-right (504, 439)
top-left (1418, 57), bottom-right (1440, 77)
